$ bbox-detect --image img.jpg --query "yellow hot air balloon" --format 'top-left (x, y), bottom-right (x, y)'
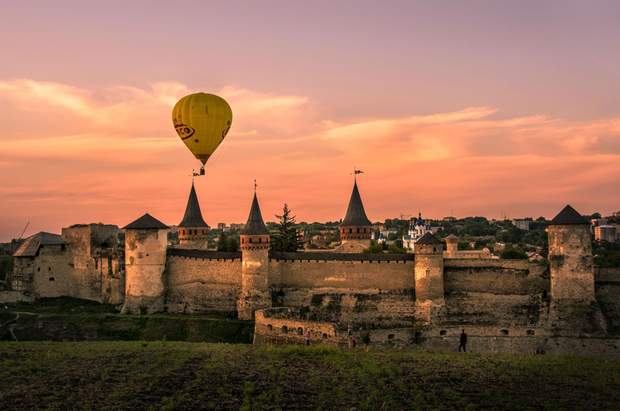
top-left (172, 93), bottom-right (232, 173)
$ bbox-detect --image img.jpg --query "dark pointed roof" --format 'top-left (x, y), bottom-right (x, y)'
top-left (123, 213), bottom-right (168, 230)
top-left (179, 183), bottom-right (208, 228)
top-left (415, 232), bottom-right (442, 245)
top-left (549, 204), bottom-right (589, 225)
top-left (241, 193), bottom-right (268, 235)
top-left (341, 181), bottom-right (372, 226)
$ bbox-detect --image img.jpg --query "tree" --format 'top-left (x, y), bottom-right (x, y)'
top-left (271, 204), bottom-right (303, 252)
top-left (363, 240), bottom-right (384, 254)
top-left (500, 246), bottom-right (527, 260)
top-left (217, 231), bottom-right (239, 252)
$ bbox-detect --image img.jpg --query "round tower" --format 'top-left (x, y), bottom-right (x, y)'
top-left (121, 213), bottom-right (169, 314)
top-left (547, 205), bottom-right (595, 302)
top-left (338, 179), bottom-right (373, 252)
top-left (237, 192), bottom-right (272, 320)
top-left (177, 182), bottom-right (209, 249)
top-left (414, 232), bottom-right (445, 325)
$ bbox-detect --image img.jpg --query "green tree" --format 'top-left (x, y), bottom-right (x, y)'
top-left (271, 204), bottom-right (303, 252)
top-left (501, 246), bottom-right (527, 259)
top-left (363, 240), bottom-right (384, 254)
top-left (217, 231), bottom-right (239, 252)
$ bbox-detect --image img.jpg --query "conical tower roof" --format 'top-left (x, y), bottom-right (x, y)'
top-left (415, 232), bottom-right (443, 245)
top-left (242, 193), bottom-right (268, 235)
top-left (179, 182), bottom-right (208, 228)
top-left (124, 213), bottom-right (168, 230)
top-left (341, 181), bottom-right (372, 226)
top-left (549, 204), bottom-right (589, 225)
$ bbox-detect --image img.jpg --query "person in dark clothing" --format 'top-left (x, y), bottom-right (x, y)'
top-left (458, 329), bottom-right (468, 352)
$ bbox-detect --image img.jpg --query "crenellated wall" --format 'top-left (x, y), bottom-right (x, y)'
top-left (165, 250), bottom-right (242, 314)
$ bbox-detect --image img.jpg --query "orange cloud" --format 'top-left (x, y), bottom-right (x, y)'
top-left (0, 79), bottom-right (619, 240)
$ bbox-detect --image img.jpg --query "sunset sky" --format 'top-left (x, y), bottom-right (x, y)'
top-left (1, 1), bottom-right (619, 241)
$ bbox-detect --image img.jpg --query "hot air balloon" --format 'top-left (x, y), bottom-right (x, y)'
top-left (172, 92), bottom-right (232, 176)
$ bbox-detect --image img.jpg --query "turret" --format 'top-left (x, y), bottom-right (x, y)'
top-left (237, 192), bottom-right (271, 320)
top-left (444, 234), bottom-right (458, 258)
top-left (414, 232), bottom-right (445, 325)
top-left (338, 180), bottom-right (372, 253)
top-left (177, 182), bottom-right (209, 249)
top-left (547, 205), bottom-right (594, 302)
top-left (121, 213), bottom-right (169, 314)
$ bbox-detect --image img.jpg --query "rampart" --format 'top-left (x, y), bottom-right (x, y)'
top-left (269, 252), bottom-right (415, 326)
top-left (165, 248), bottom-right (242, 314)
top-left (595, 267), bottom-right (620, 332)
top-left (441, 259), bottom-right (549, 328)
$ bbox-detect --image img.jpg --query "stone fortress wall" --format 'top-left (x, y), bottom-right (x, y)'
top-left (4, 179), bottom-right (620, 355)
top-left (8, 224), bottom-right (124, 305)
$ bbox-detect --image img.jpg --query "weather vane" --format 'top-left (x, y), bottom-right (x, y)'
top-left (254, 179), bottom-right (257, 193)
top-left (351, 167), bottom-right (364, 181)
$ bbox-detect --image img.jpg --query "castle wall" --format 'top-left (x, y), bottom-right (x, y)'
top-left (270, 257), bottom-right (416, 326)
top-left (165, 253), bottom-right (241, 314)
top-left (595, 267), bottom-right (620, 332)
top-left (441, 259), bottom-right (549, 327)
top-left (60, 224), bottom-right (123, 304)
top-left (31, 245), bottom-right (78, 298)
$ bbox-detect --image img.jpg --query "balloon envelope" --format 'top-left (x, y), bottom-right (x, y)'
top-left (172, 93), bottom-right (232, 165)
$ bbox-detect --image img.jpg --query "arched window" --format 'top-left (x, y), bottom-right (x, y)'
top-left (258, 238), bottom-right (262, 243)
top-left (182, 230), bottom-right (185, 235)
top-left (349, 228), bottom-right (352, 234)
top-left (356, 228), bottom-right (360, 233)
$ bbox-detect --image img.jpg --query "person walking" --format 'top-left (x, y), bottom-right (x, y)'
top-left (458, 329), bottom-right (468, 352)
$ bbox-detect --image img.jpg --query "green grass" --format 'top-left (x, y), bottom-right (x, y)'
top-left (1, 297), bottom-right (254, 343)
top-left (1, 342), bottom-right (619, 410)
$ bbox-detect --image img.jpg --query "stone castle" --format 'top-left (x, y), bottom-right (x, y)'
top-left (4, 180), bottom-right (620, 354)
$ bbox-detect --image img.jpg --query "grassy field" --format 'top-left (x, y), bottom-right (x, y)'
top-left (1, 298), bottom-right (253, 343)
top-left (1, 342), bottom-right (619, 410)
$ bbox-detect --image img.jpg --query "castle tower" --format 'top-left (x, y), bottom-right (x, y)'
top-left (414, 232), bottom-right (445, 325)
top-left (547, 205), bottom-right (595, 302)
top-left (121, 213), bottom-right (169, 315)
top-left (177, 182), bottom-right (209, 249)
top-left (237, 192), bottom-right (272, 320)
top-left (337, 180), bottom-right (373, 253)
top-left (547, 205), bottom-right (607, 335)
top-left (444, 234), bottom-right (458, 258)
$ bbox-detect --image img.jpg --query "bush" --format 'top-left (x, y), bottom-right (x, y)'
top-left (501, 246), bottom-right (527, 259)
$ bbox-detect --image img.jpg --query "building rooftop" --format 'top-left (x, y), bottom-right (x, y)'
top-left (415, 232), bottom-right (443, 245)
top-left (179, 182), bottom-right (209, 228)
top-left (341, 181), bottom-right (372, 227)
top-left (13, 232), bottom-right (64, 257)
top-left (123, 213), bottom-right (169, 230)
top-left (549, 205), bottom-right (589, 225)
top-left (241, 193), bottom-right (268, 235)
